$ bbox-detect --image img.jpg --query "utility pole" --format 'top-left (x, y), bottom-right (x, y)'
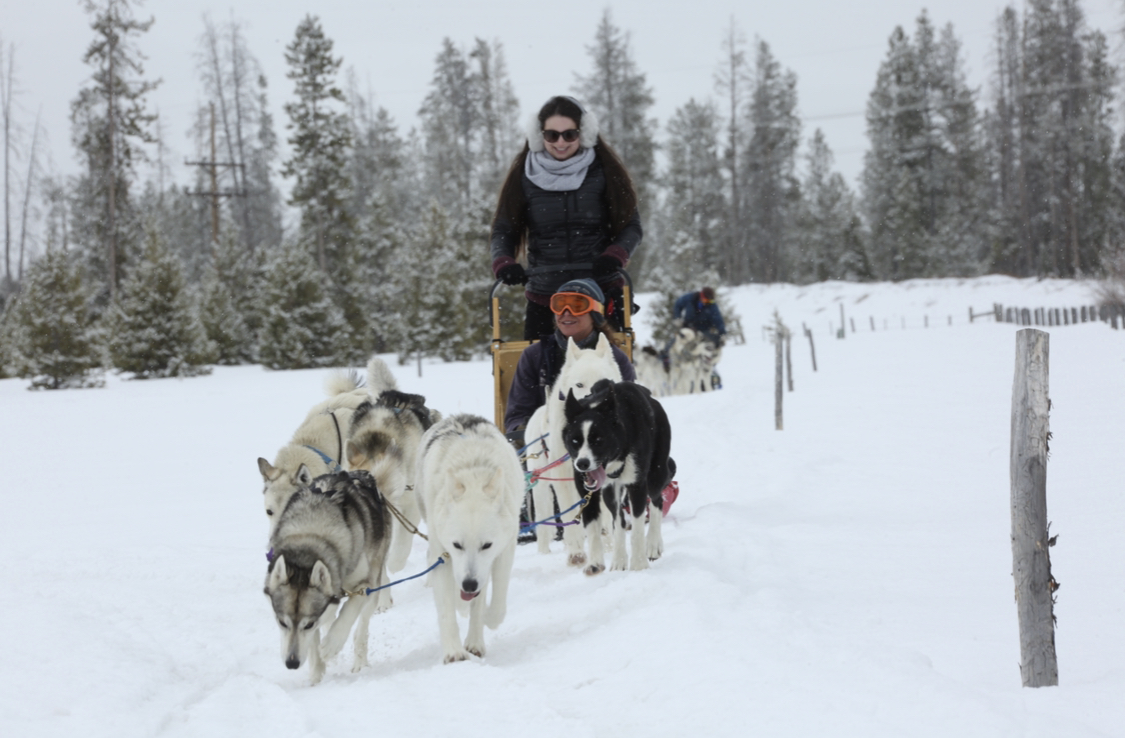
top-left (186, 102), bottom-right (246, 252)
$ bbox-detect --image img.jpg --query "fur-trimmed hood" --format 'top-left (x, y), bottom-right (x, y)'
top-left (526, 96), bottom-right (600, 152)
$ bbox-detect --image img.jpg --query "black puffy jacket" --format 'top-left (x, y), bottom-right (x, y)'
top-left (491, 156), bottom-right (642, 296)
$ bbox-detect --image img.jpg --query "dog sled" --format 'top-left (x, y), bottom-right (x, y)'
top-left (489, 272), bottom-right (635, 428)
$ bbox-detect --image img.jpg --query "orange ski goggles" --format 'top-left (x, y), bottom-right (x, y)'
top-left (549, 292), bottom-right (603, 317)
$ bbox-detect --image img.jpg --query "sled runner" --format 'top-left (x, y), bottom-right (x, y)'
top-left (490, 271), bottom-right (635, 429)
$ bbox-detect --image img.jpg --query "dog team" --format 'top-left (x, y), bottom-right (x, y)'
top-left (259, 344), bottom-right (675, 683)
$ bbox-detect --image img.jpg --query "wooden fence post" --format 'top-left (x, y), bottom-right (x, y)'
top-left (785, 327), bottom-right (793, 392)
top-left (803, 323), bottom-right (817, 372)
top-left (1010, 328), bottom-right (1058, 688)
top-left (773, 313), bottom-right (784, 430)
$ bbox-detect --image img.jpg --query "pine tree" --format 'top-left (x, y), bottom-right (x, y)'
top-left (713, 20), bottom-right (751, 284)
top-left (257, 240), bottom-right (346, 370)
top-left (793, 130), bottom-right (871, 283)
top-left (655, 99), bottom-right (725, 284)
top-left (574, 9), bottom-right (658, 280)
top-left (743, 40), bottom-right (800, 283)
top-left (106, 224), bottom-right (214, 378)
top-left (394, 200), bottom-right (446, 367)
top-left (281, 15), bottom-right (354, 274)
top-left (418, 39), bottom-right (477, 212)
top-left (198, 222), bottom-right (260, 364)
top-left (470, 38), bottom-right (521, 197)
top-left (5, 248), bottom-right (105, 389)
top-left (863, 13), bottom-right (989, 280)
top-left (70, 0), bottom-right (160, 301)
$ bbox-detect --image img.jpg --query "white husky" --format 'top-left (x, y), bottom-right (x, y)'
top-left (415, 414), bottom-right (523, 664)
top-left (258, 368), bottom-right (369, 536)
top-left (524, 333), bottom-right (622, 574)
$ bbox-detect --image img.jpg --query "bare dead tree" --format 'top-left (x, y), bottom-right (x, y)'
top-left (17, 110), bottom-right (42, 280)
top-left (1, 39), bottom-right (15, 289)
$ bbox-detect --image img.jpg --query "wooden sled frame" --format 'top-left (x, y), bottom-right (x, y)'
top-left (490, 274), bottom-right (635, 429)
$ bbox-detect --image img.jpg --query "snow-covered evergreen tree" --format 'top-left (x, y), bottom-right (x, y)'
top-left (714, 20), bottom-right (751, 284)
top-left (468, 38), bottom-right (521, 198)
top-left (793, 130), bottom-right (871, 283)
top-left (574, 9), bottom-right (658, 281)
top-left (106, 225), bottom-right (213, 378)
top-left (417, 37), bottom-right (520, 216)
top-left (257, 239), bottom-right (346, 370)
top-left (658, 98), bottom-right (726, 281)
top-left (743, 40), bottom-right (800, 284)
top-left (281, 15), bottom-right (355, 274)
top-left (69, 0), bottom-right (160, 302)
top-left (5, 248), bottom-right (105, 389)
top-left (863, 12), bottom-right (989, 280)
top-left (198, 222), bottom-right (260, 364)
top-left (394, 199), bottom-right (490, 365)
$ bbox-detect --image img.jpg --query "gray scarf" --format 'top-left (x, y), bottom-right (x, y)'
top-left (525, 148), bottom-right (595, 191)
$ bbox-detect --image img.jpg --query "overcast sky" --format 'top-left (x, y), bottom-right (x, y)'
top-left (5, 0), bottom-right (1123, 190)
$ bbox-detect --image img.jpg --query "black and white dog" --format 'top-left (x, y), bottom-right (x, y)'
top-left (562, 378), bottom-right (676, 573)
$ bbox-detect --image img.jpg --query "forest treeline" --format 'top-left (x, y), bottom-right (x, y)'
top-left (2, 0), bottom-right (1124, 387)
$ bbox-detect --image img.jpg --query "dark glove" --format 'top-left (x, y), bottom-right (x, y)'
top-left (592, 253), bottom-right (622, 279)
top-left (497, 263), bottom-right (528, 285)
top-left (505, 428), bottom-right (526, 451)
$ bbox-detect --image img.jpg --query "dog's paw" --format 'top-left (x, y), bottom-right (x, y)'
top-left (443, 649), bottom-right (471, 664)
top-left (351, 652), bottom-right (369, 673)
top-left (309, 661), bottom-right (326, 686)
top-left (567, 552), bottom-right (587, 567)
top-left (319, 633), bottom-right (346, 662)
top-left (464, 640), bottom-right (486, 659)
top-left (629, 556), bottom-right (650, 572)
top-left (484, 605), bottom-right (506, 629)
top-left (584, 563), bottom-right (605, 576)
top-left (611, 552), bottom-right (628, 571)
top-left (647, 540), bottom-right (664, 561)
top-left (374, 590), bottom-right (393, 614)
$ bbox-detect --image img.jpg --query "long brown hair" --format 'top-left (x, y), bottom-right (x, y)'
top-left (493, 97), bottom-right (638, 247)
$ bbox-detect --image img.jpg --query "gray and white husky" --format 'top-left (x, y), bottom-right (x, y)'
top-left (257, 366), bottom-right (371, 536)
top-left (415, 415), bottom-right (523, 664)
top-left (264, 468), bottom-right (392, 685)
top-left (345, 366), bottom-right (440, 574)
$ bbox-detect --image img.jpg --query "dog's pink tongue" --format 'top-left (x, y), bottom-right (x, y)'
top-left (460, 590), bottom-right (478, 601)
top-left (583, 466), bottom-right (607, 492)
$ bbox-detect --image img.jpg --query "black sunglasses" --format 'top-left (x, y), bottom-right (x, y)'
top-left (542, 128), bottom-right (580, 143)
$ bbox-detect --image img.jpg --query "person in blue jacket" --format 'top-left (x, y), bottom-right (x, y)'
top-left (503, 278), bottom-right (634, 448)
top-left (673, 286), bottom-right (726, 345)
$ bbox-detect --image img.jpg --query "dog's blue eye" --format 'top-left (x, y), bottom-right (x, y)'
top-left (303, 621), bottom-right (316, 630)
top-left (481, 542), bottom-right (492, 550)
top-left (278, 619), bottom-right (288, 629)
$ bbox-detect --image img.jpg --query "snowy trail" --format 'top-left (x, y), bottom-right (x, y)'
top-left (2, 277), bottom-right (1124, 737)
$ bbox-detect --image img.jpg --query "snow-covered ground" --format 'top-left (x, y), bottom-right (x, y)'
top-left (2, 276), bottom-right (1122, 737)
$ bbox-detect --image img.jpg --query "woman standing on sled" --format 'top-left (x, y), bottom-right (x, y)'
top-left (490, 95), bottom-right (642, 340)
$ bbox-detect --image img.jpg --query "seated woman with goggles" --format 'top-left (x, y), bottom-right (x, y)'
top-left (503, 278), bottom-right (634, 446)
